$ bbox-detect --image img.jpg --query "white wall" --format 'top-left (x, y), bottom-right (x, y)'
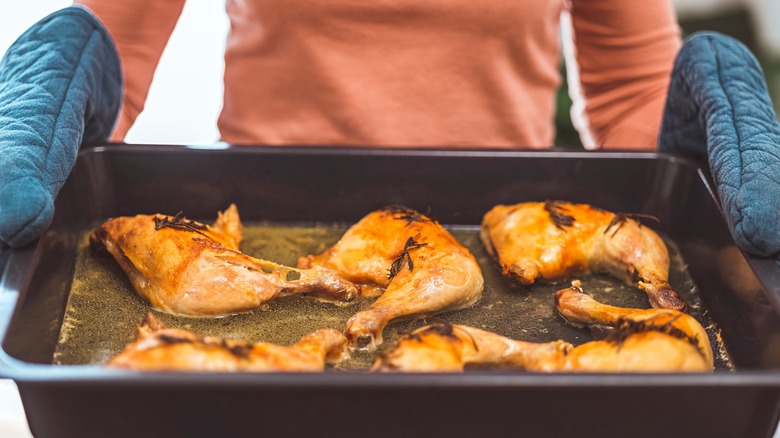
top-left (0, 1), bottom-right (228, 145)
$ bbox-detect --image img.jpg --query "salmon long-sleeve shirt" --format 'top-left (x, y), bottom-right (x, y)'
top-left (74, 0), bottom-right (681, 149)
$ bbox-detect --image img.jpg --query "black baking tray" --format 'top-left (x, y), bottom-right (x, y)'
top-left (1, 144), bottom-right (780, 438)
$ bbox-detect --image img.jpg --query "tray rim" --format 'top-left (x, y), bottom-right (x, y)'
top-left (1, 144), bottom-right (778, 384)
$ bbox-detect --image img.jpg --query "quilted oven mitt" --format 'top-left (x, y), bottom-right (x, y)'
top-left (659, 32), bottom-right (780, 260)
top-left (0, 6), bottom-right (121, 247)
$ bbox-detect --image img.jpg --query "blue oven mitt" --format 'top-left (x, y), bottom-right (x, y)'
top-left (0, 6), bottom-right (122, 247)
top-left (659, 32), bottom-right (780, 260)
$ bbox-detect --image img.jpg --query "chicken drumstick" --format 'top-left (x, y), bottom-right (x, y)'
top-left (298, 206), bottom-right (484, 351)
top-left (374, 282), bottom-right (711, 372)
top-left (107, 313), bottom-right (347, 372)
top-left (92, 205), bottom-right (358, 316)
top-left (480, 201), bottom-right (686, 311)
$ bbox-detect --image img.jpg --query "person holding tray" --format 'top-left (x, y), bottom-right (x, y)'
top-left (0, 0), bottom-right (778, 264)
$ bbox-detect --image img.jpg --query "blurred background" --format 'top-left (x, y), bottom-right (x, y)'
top-left (0, 0), bottom-right (229, 145)
top-left (555, 0), bottom-right (780, 146)
top-left (1, 1), bottom-right (780, 437)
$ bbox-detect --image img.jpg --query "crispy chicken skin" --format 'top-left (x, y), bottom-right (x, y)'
top-left (374, 283), bottom-right (711, 372)
top-left (373, 322), bottom-right (571, 372)
top-left (92, 204), bottom-right (358, 317)
top-left (298, 206), bottom-right (484, 351)
top-left (480, 201), bottom-right (686, 311)
top-left (554, 281), bottom-right (713, 370)
top-left (107, 313), bottom-right (347, 372)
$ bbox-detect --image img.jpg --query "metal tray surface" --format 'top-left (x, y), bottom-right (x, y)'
top-left (53, 225), bottom-right (729, 371)
top-left (1, 144), bottom-right (779, 438)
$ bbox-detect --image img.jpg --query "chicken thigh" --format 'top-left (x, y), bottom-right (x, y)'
top-left (107, 313), bottom-right (347, 372)
top-left (480, 201), bottom-right (686, 311)
top-left (92, 205), bottom-right (358, 317)
top-left (298, 206), bottom-right (484, 351)
top-left (374, 282), bottom-right (711, 372)
top-left (553, 281), bottom-right (712, 370)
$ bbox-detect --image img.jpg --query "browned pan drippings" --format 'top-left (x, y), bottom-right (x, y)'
top-left (53, 222), bottom-right (734, 371)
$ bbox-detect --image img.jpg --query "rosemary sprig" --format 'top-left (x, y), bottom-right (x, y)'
top-left (387, 236), bottom-right (428, 280)
top-left (154, 212), bottom-right (209, 237)
top-left (544, 201), bottom-right (576, 231)
top-left (606, 315), bottom-right (704, 357)
top-left (386, 205), bottom-right (433, 224)
top-left (603, 212), bottom-right (661, 236)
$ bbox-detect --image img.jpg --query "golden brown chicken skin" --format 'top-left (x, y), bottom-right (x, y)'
top-left (373, 323), bottom-right (571, 372)
top-left (553, 282), bottom-right (712, 371)
top-left (374, 283), bottom-right (712, 373)
top-left (92, 204), bottom-right (358, 317)
top-left (298, 206), bottom-right (484, 351)
top-left (107, 313), bottom-right (347, 372)
top-left (480, 201), bottom-right (686, 311)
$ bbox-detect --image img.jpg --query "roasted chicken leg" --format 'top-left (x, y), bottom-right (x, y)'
top-left (552, 281), bottom-right (712, 370)
top-left (298, 206), bottom-right (484, 351)
top-left (374, 282), bottom-right (712, 372)
top-left (373, 322), bottom-right (571, 372)
top-left (107, 313), bottom-right (347, 372)
top-left (480, 201), bottom-right (686, 311)
top-left (92, 205), bottom-right (358, 316)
